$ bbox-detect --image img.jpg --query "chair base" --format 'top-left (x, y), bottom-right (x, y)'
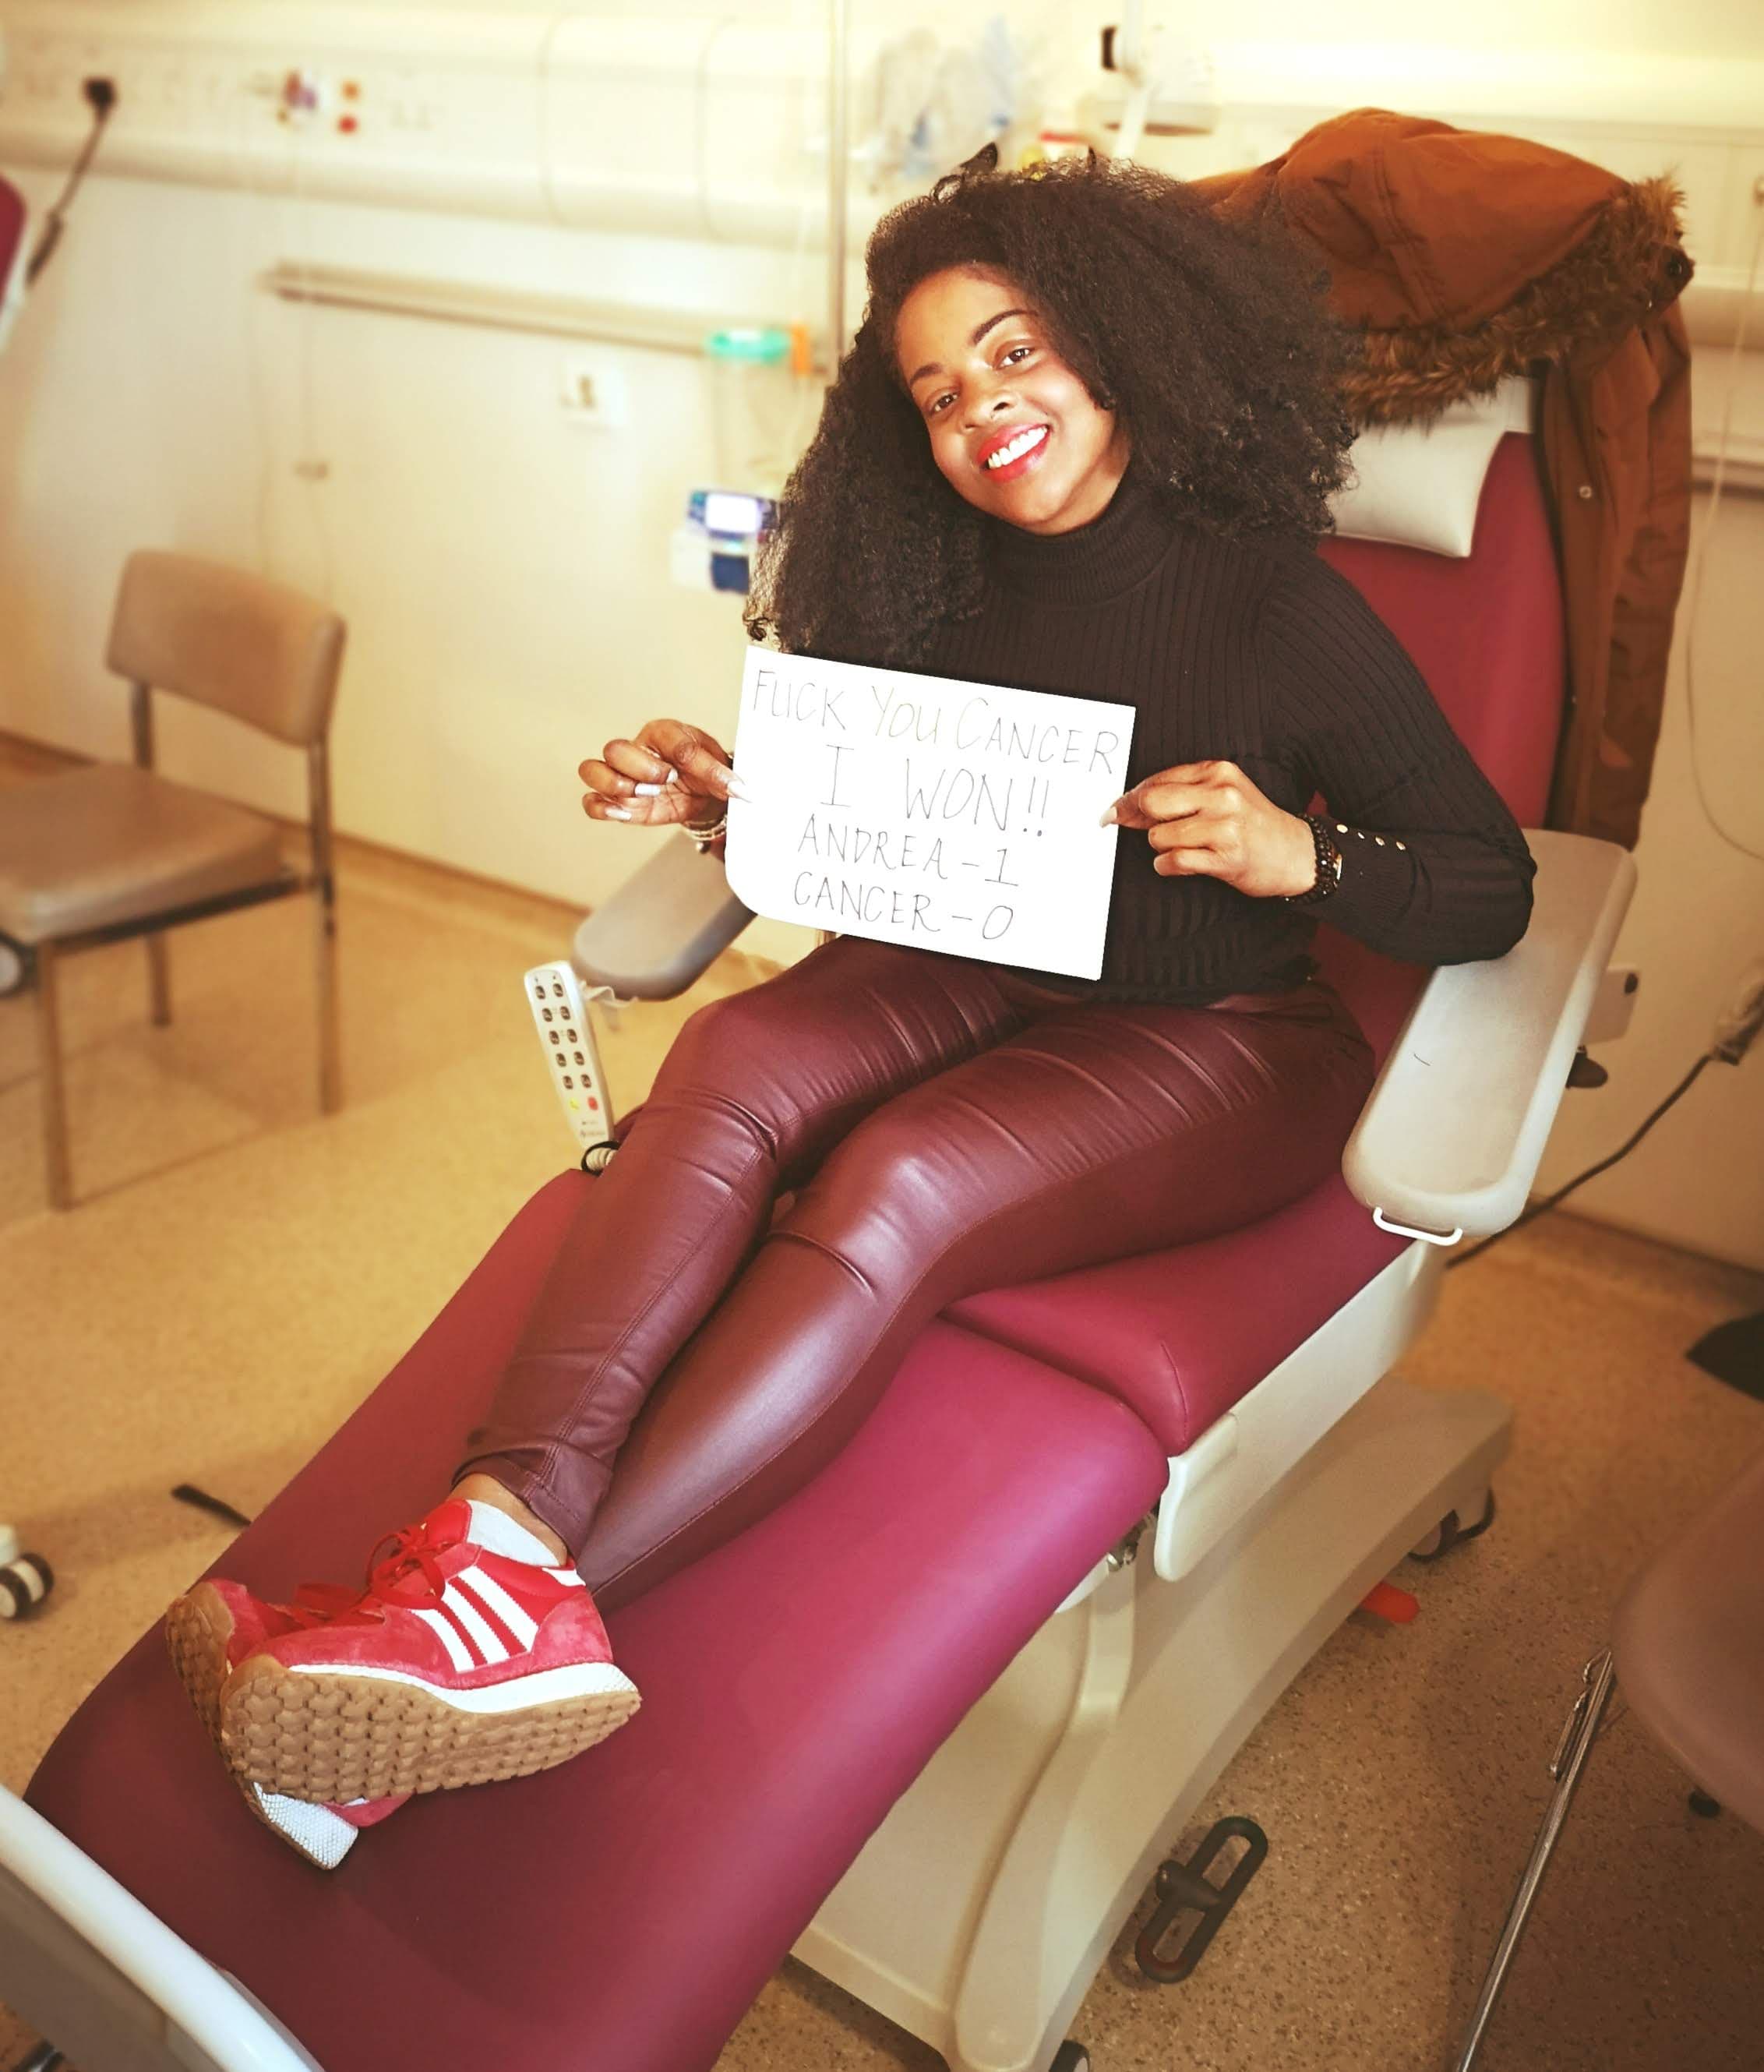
top-left (795, 1373), bottom-right (1512, 2072)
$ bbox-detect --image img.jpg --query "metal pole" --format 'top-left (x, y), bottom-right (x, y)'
top-left (309, 738), bottom-right (342, 1114)
top-left (34, 941), bottom-right (73, 1211)
top-left (132, 682), bottom-right (172, 1027)
top-left (7, 2044), bottom-right (65, 2072)
top-left (826, 0), bottom-right (849, 381)
top-left (1452, 1649), bottom-right (1618, 2071)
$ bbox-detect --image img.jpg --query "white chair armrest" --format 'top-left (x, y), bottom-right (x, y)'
top-left (0, 1784), bottom-right (318, 2070)
top-left (571, 833), bottom-right (753, 1000)
top-left (1342, 828), bottom-right (1638, 1241)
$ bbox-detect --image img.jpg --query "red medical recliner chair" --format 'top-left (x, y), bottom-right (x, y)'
top-left (0, 389), bottom-right (1637, 2072)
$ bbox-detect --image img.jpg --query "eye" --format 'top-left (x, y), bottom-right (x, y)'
top-left (926, 390), bottom-right (957, 418)
top-left (1000, 344), bottom-right (1035, 366)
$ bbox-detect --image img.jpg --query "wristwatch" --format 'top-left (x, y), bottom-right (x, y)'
top-left (1285, 814), bottom-right (1343, 906)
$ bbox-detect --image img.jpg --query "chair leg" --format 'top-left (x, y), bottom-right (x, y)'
top-left (33, 941), bottom-right (73, 1212)
top-left (1451, 1648), bottom-right (1618, 2072)
top-left (146, 930), bottom-right (171, 1026)
top-left (314, 876), bottom-right (341, 1113)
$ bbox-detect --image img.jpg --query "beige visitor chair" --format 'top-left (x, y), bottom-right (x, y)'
top-left (1454, 1442), bottom-right (1764, 2068)
top-left (0, 551), bottom-right (346, 1209)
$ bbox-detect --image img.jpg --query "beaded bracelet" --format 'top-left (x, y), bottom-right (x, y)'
top-left (1285, 814), bottom-right (1344, 906)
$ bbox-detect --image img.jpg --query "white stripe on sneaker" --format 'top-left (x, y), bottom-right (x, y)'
top-left (443, 1583), bottom-right (510, 1665)
top-left (460, 1566), bottom-right (539, 1647)
top-left (414, 1605), bottom-right (476, 1673)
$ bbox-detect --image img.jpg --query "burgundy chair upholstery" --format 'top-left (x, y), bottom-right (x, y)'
top-left (23, 431), bottom-right (1565, 2072)
top-left (950, 432), bottom-right (1565, 1448)
top-left (28, 1181), bottom-right (1166, 2072)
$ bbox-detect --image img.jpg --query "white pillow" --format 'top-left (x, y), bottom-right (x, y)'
top-left (1328, 376), bottom-right (1537, 559)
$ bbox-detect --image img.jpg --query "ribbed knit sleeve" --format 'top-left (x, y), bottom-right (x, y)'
top-left (1261, 553), bottom-right (1536, 965)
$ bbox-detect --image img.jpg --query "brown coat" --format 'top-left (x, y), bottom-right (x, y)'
top-left (1193, 109), bottom-right (1695, 848)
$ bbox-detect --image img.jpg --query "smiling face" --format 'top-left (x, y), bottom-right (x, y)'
top-left (895, 266), bottom-right (1130, 535)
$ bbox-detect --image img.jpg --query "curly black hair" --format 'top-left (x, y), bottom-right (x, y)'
top-left (746, 148), bottom-right (1356, 668)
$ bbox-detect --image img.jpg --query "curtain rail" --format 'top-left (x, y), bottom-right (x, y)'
top-left (263, 260), bottom-right (818, 362)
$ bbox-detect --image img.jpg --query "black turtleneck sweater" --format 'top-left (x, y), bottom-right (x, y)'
top-left (919, 467), bottom-right (1536, 1004)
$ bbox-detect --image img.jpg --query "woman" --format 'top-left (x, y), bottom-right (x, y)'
top-left (168, 150), bottom-right (1533, 1858)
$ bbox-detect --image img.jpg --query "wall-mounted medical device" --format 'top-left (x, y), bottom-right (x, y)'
top-left (672, 489), bottom-right (777, 597)
top-left (0, 2), bottom-right (887, 243)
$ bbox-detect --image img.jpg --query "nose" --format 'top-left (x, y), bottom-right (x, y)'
top-left (961, 383), bottom-right (1018, 433)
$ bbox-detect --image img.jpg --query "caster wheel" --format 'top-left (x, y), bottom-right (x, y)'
top-left (1050, 2046), bottom-right (1090, 2072)
top-left (0, 1527), bottom-right (53, 1618)
top-left (0, 941), bottom-right (24, 997)
top-left (1411, 1487), bottom-right (1497, 1563)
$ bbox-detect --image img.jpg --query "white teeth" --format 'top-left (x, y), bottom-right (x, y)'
top-left (984, 425), bottom-right (1048, 470)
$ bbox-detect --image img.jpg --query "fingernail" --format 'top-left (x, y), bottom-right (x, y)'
top-left (665, 770), bottom-right (683, 786)
top-left (1098, 803), bottom-right (1118, 827)
top-left (604, 805), bottom-right (632, 821)
top-left (633, 783), bottom-right (664, 796)
top-left (726, 772), bottom-right (757, 803)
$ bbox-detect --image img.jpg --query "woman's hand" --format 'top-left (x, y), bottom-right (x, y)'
top-left (579, 718), bottom-right (753, 830)
top-left (1102, 760), bottom-right (1317, 899)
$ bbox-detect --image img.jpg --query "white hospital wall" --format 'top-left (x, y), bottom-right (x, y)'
top-left (1525, 475), bottom-right (1764, 1273)
top-left (0, 2), bottom-right (1759, 1266)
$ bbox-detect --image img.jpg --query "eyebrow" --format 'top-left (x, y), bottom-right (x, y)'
top-left (905, 307), bottom-right (1034, 390)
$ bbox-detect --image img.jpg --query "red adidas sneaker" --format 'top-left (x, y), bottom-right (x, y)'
top-left (166, 1578), bottom-right (410, 1869)
top-left (216, 1498), bottom-right (640, 1805)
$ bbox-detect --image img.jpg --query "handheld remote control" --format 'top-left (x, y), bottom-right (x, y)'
top-left (523, 961), bottom-right (618, 1167)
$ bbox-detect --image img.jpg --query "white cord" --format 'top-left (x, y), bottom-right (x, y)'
top-left (1680, 197), bottom-right (1764, 866)
top-left (695, 16), bottom-right (742, 246)
top-left (778, 23), bottom-right (822, 461)
top-left (535, 9), bottom-right (589, 229)
top-left (288, 117), bottom-right (335, 606)
top-left (226, 84), bottom-right (277, 576)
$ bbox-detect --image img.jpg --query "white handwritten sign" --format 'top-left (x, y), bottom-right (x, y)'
top-left (723, 645), bottom-right (1134, 980)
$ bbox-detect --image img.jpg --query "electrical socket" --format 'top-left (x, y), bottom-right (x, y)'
top-left (1712, 957), bottom-right (1764, 1065)
top-left (559, 353), bottom-right (627, 429)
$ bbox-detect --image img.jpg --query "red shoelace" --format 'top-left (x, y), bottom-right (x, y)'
top-left (290, 1516), bottom-right (464, 1629)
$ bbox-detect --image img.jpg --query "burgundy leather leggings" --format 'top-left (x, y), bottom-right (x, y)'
top-left (458, 937), bottom-right (1374, 1610)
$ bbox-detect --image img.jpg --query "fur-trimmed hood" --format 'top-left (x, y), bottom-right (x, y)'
top-left (1193, 108), bottom-right (1694, 424)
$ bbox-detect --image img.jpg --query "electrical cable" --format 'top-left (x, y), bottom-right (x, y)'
top-left (288, 116), bottom-right (335, 606)
top-left (225, 74), bottom-right (309, 581)
top-left (24, 80), bottom-right (115, 288)
top-left (779, 20), bottom-right (824, 459)
top-left (535, 8), bottom-right (591, 229)
top-left (1448, 1051), bottom-right (1714, 1269)
top-left (1679, 196), bottom-right (1764, 865)
top-left (1456, 206), bottom-right (1764, 1272)
top-left (694, 16), bottom-right (743, 247)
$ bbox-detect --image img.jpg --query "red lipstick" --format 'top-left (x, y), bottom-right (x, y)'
top-left (975, 422), bottom-right (1051, 482)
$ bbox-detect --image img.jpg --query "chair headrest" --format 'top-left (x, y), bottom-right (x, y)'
top-left (1329, 376), bottom-right (1538, 559)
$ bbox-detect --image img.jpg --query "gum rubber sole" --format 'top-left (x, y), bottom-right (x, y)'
top-left (164, 1583), bottom-right (239, 1749)
top-left (166, 1584), bottom-right (356, 1869)
top-left (217, 1650), bottom-right (643, 1803)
